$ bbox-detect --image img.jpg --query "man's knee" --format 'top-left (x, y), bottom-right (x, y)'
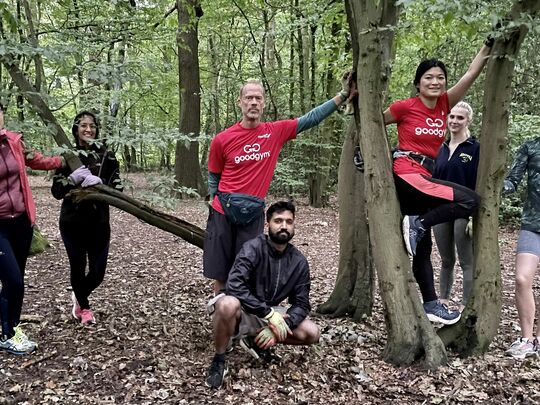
top-left (294, 320), bottom-right (320, 344)
top-left (214, 295), bottom-right (241, 319)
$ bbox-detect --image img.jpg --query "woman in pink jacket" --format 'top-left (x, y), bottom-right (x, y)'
top-left (0, 102), bottom-right (64, 355)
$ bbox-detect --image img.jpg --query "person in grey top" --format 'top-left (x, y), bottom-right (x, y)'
top-left (503, 137), bottom-right (540, 359)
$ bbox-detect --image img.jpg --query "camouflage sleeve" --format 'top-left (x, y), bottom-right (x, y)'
top-left (504, 142), bottom-right (530, 192)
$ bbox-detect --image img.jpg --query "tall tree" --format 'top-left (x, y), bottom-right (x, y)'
top-left (347, 0), bottom-right (447, 367)
top-left (175, 0), bottom-right (204, 195)
top-left (439, 0), bottom-right (540, 355)
top-left (317, 122), bottom-right (374, 319)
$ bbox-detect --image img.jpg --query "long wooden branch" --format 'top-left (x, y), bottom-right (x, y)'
top-left (70, 186), bottom-right (204, 249)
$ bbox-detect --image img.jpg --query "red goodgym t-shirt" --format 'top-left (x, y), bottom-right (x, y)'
top-left (389, 93), bottom-right (449, 176)
top-left (208, 120), bottom-right (297, 213)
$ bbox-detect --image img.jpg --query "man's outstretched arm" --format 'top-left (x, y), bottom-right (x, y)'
top-left (296, 71), bottom-right (357, 134)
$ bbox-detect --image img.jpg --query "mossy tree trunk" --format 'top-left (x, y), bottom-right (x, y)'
top-left (347, 0), bottom-right (447, 367)
top-left (439, 0), bottom-right (540, 355)
top-left (317, 123), bottom-right (374, 320)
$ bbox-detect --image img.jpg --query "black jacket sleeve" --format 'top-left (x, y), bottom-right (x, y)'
top-left (101, 151), bottom-right (123, 191)
top-left (285, 259), bottom-right (311, 330)
top-left (51, 167), bottom-right (76, 200)
top-left (226, 241), bottom-right (272, 318)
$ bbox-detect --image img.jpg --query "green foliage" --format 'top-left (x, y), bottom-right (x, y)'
top-left (29, 226), bottom-right (51, 256)
top-left (1, 0), bottom-right (539, 204)
top-left (133, 173), bottom-right (200, 210)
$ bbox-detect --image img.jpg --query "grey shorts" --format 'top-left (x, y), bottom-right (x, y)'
top-left (202, 208), bottom-right (264, 282)
top-left (517, 230), bottom-right (540, 256)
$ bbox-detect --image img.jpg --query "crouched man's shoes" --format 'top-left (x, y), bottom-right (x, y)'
top-left (240, 336), bottom-right (281, 363)
top-left (205, 354), bottom-right (228, 389)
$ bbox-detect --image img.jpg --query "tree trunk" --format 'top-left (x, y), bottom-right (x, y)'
top-left (22, 0), bottom-right (45, 92)
top-left (439, 0), bottom-right (540, 355)
top-left (317, 123), bottom-right (373, 320)
top-left (174, 0), bottom-right (204, 195)
top-left (347, 0), bottom-right (447, 367)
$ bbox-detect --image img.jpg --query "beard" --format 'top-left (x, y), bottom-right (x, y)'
top-left (268, 229), bottom-right (294, 245)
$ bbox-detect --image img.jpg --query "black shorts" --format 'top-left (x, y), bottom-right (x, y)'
top-left (202, 208), bottom-right (264, 282)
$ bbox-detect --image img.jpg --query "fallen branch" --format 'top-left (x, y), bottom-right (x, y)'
top-left (70, 185), bottom-right (205, 249)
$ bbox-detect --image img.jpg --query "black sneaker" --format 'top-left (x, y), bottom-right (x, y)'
top-left (239, 336), bottom-right (279, 363)
top-left (205, 358), bottom-right (228, 389)
top-left (402, 215), bottom-right (426, 256)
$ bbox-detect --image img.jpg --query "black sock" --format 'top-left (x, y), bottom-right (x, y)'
top-left (214, 353), bottom-right (226, 362)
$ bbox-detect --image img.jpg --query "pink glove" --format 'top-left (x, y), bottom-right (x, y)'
top-left (68, 166), bottom-right (91, 185)
top-left (81, 174), bottom-right (103, 187)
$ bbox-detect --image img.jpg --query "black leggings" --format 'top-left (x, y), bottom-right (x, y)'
top-left (60, 223), bottom-right (110, 309)
top-left (394, 174), bottom-right (480, 302)
top-left (0, 213), bottom-right (33, 338)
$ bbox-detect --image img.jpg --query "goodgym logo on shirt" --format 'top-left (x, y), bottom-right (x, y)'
top-left (415, 117), bottom-right (445, 137)
top-left (234, 143), bottom-right (271, 164)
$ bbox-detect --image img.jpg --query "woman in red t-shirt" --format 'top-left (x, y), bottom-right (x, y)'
top-left (381, 43), bottom-right (492, 324)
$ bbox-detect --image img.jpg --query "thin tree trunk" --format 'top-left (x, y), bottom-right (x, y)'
top-left (175, 0), bottom-right (204, 195)
top-left (317, 122), bottom-right (373, 319)
top-left (439, 0), bottom-right (540, 354)
top-left (347, 0), bottom-right (447, 367)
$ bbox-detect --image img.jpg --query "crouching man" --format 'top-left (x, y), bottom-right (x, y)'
top-left (205, 201), bottom-right (320, 389)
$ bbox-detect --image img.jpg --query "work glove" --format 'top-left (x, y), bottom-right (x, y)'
top-left (263, 309), bottom-right (291, 342)
top-left (339, 71), bottom-right (351, 99)
top-left (81, 174), bottom-right (103, 187)
top-left (502, 180), bottom-right (514, 194)
top-left (465, 217), bottom-right (473, 238)
top-left (353, 146), bottom-right (364, 172)
top-left (68, 166), bottom-right (91, 185)
top-left (255, 327), bottom-right (277, 349)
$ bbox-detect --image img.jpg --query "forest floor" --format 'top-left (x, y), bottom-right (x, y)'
top-left (1, 174), bottom-right (539, 405)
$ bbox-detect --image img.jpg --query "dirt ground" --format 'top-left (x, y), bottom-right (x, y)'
top-left (0, 174), bottom-right (538, 404)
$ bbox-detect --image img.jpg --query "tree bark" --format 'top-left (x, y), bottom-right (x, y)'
top-left (347, 0), bottom-right (447, 367)
top-left (175, 0), bottom-right (204, 195)
top-left (317, 122), bottom-right (373, 319)
top-left (439, 0), bottom-right (540, 355)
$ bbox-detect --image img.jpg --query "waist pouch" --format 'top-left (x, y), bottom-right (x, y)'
top-left (217, 192), bottom-right (265, 226)
top-left (393, 150), bottom-right (435, 174)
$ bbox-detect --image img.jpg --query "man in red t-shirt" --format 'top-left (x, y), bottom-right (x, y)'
top-left (204, 76), bottom-right (356, 293)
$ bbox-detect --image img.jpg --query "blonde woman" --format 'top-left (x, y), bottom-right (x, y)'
top-left (432, 101), bottom-right (479, 312)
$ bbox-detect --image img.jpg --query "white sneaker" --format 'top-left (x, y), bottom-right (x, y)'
top-left (505, 338), bottom-right (537, 359)
top-left (13, 324), bottom-right (38, 352)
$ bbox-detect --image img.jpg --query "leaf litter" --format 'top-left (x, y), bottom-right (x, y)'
top-left (0, 175), bottom-right (538, 404)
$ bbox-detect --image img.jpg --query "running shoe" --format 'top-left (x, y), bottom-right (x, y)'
top-left (80, 309), bottom-right (96, 325)
top-left (505, 338), bottom-right (537, 359)
top-left (72, 292), bottom-right (82, 320)
top-left (402, 215), bottom-right (426, 256)
top-left (13, 324), bottom-right (38, 352)
top-left (423, 300), bottom-right (460, 325)
top-left (205, 357), bottom-right (228, 389)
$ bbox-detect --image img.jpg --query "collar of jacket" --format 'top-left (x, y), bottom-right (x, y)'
top-left (265, 234), bottom-right (291, 257)
top-left (443, 136), bottom-right (477, 147)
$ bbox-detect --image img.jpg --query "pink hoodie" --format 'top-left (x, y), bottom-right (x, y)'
top-left (0, 128), bottom-right (63, 224)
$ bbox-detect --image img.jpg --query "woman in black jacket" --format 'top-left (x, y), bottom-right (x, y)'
top-left (51, 111), bottom-right (122, 325)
